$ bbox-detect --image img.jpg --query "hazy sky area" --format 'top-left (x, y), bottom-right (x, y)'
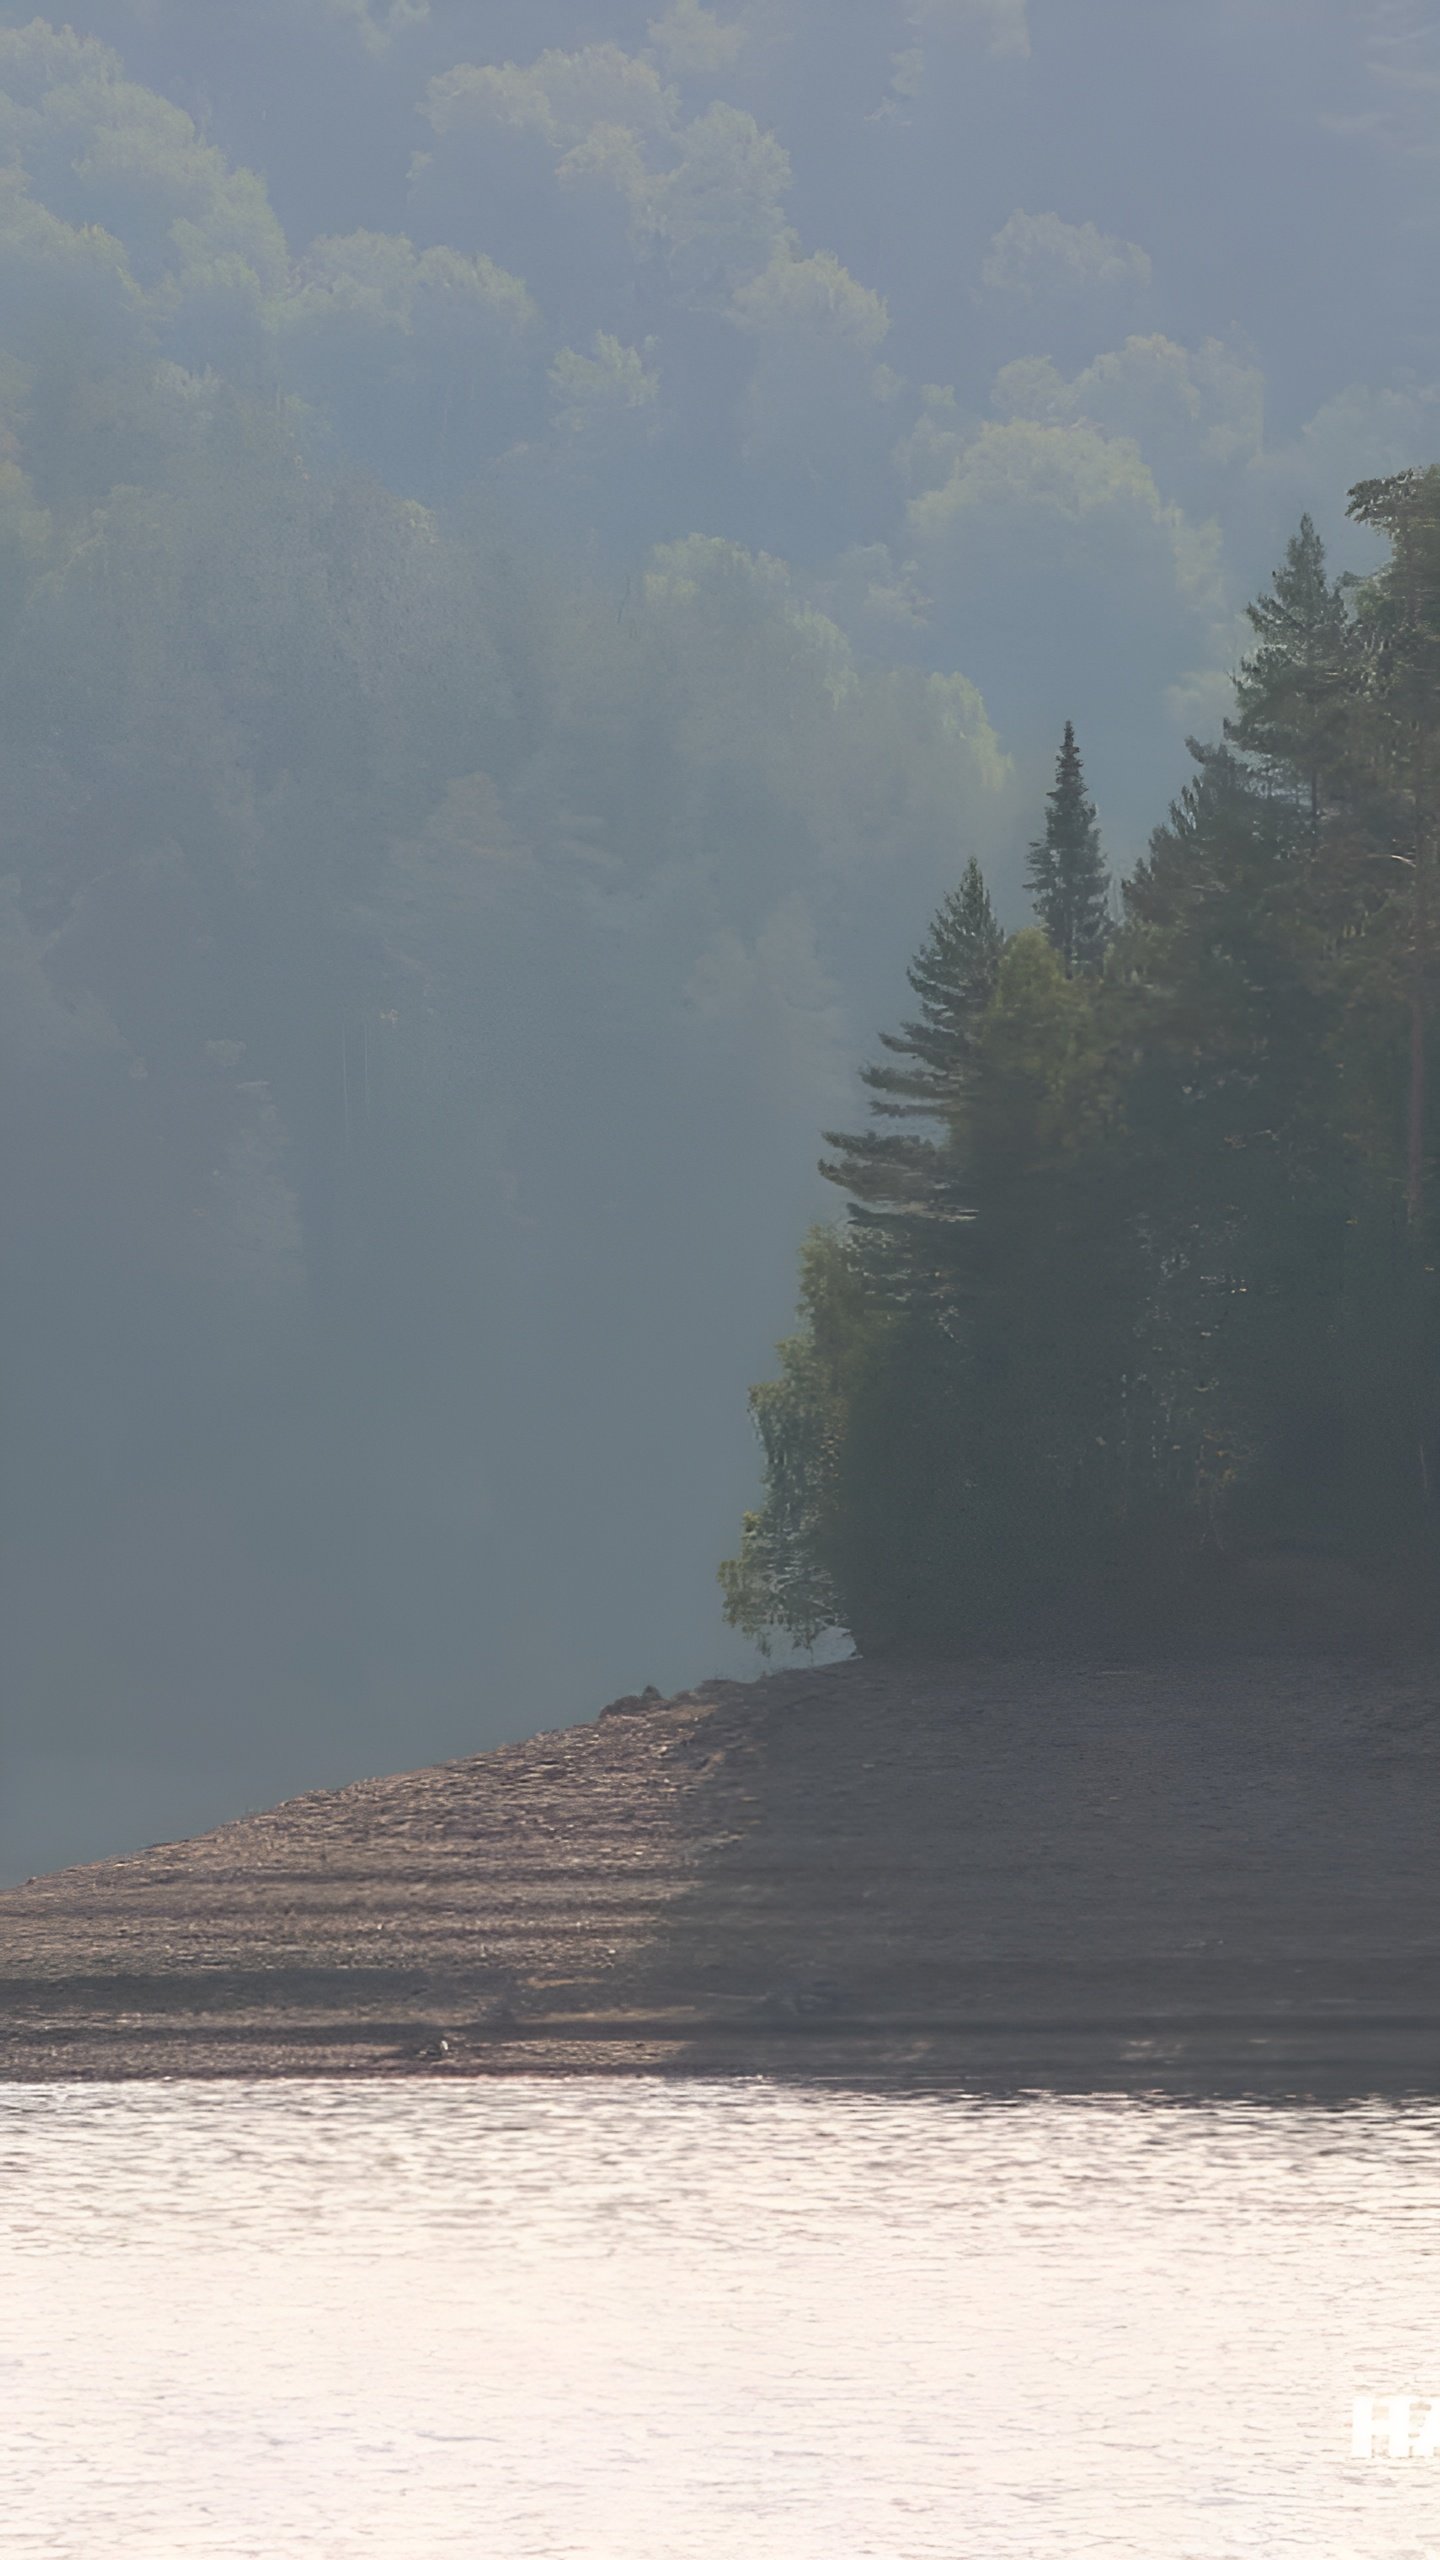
top-left (3, 0), bottom-right (1437, 1880)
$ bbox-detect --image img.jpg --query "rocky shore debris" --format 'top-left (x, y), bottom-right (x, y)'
top-left (597, 1675), bottom-right (755, 1721)
top-left (598, 1685), bottom-right (668, 1718)
top-left (753, 1977), bottom-right (850, 2025)
top-left (397, 2032), bottom-right (461, 2066)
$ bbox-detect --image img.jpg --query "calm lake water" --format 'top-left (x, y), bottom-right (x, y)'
top-left (3, 2081), bottom-right (1440, 2558)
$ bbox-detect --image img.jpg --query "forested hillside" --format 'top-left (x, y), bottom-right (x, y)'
top-left (1, 3), bottom-right (1436, 1869)
top-left (725, 485), bottom-right (1440, 1653)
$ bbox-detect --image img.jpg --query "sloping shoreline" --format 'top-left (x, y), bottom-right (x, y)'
top-left (4, 1655), bottom-right (1439, 2093)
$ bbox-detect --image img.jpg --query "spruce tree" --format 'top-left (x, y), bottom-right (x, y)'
top-left (1227, 513), bottom-right (1355, 835)
top-left (864, 856), bottom-right (1004, 1119)
top-left (1345, 468), bottom-right (1440, 1228)
top-left (819, 858), bottom-right (1003, 1270)
top-left (1027, 722), bottom-right (1111, 972)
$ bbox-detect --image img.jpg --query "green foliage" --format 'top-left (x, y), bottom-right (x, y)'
top-left (728, 494), bottom-right (1440, 1653)
top-left (1227, 512), bottom-right (1355, 829)
top-left (719, 1226), bottom-right (890, 1651)
top-left (818, 855), bottom-right (1000, 1304)
top-left (867, 854), bottom-right (1003, 1115)
top-left (1026, 719), bottom-right (1110, 971)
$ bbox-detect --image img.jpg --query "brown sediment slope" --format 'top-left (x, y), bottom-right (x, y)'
top-left (3, 1655), bottom-right (1440, 2093)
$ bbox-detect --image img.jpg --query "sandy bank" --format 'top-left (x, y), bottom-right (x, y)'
top-left (3, 1655), bottom-right (1439, 2094)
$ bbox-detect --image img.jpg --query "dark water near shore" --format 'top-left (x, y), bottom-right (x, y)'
top-left (4, 2082), bottom-right (1439, 2557)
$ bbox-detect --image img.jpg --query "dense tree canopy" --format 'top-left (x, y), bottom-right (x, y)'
top-left (724, 477), bottom-right (1440, 1656)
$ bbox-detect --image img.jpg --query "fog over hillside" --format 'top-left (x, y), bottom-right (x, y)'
top-left (2, 0), bottom-right (1434, 1878)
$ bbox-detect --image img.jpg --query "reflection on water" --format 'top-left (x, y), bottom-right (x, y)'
top-left (3, 2082), bottom-right (1439, 2557)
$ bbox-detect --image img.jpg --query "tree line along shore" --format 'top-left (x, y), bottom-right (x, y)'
top-left (725, 474), bottom-right (1440, 1663)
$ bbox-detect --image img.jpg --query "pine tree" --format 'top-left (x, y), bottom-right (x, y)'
top-left (864, 857), bottom-right (1004, 1120)
top-left (1227, 513), bottom-right (1355, 836)
top-left (1027, 723), bottom-right (1110, 972)
top-left (1345, 467), bottom-right (1440, 1228)
top-left (819, 858), bottom-right (1002, 1276)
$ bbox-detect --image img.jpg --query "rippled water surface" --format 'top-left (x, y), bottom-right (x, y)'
top-left (4, 2082), bottom-right (1440, 2557)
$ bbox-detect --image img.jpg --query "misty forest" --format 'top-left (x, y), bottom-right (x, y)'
top-left (3, 0), bottom-right (1438, 1874)
top-left (726, 488), bottom-right (1440, 1652)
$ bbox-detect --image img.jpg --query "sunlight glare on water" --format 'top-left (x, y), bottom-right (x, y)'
top-left (3, 2081), bottom-right (1440, 2558)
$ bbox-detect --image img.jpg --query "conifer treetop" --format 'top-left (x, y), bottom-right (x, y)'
top-left (1027, 721), bottom-right (1111, 974)
top-left (1227, 513), bottom-right (1355, 831)
top-left (819, 854), bottom-right (1002, 1275)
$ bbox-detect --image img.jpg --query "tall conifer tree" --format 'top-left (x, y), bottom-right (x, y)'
top-left (863, 857), bottom-right (1004, 1120)
top-left (1027, 722), bottom-right (1111, 972)
top-left (1346, 467), bottom-right (1440, 1227)
top-left (1227, 513), bottom-right (1355, 836)
top-left (820, 857), bottom-right (1002, 1257)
